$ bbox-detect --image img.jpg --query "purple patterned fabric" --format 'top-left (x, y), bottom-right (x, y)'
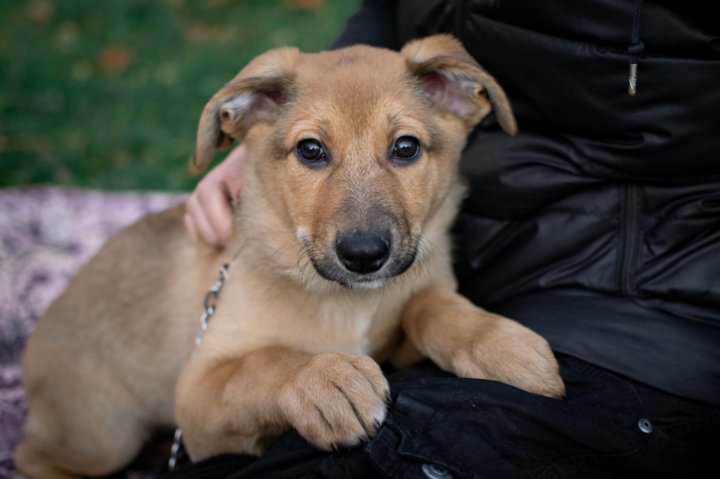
top-left (0, 187), bottom-right (185, 479)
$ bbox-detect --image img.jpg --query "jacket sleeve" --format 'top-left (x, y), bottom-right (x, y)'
top-left (331, 0), bottom-right (401, 50)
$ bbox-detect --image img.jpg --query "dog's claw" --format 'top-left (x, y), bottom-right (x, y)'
top-left (279, 352), bottom-right (389, 450)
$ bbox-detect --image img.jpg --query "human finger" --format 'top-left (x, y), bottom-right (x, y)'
top-left (196, 183), bottom-right (234, 244)
top-left (185, 193), bottom-right (220, 246)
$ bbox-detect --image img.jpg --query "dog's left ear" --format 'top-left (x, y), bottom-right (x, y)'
top-left (193, 47), bottom-right (299, 171)
top-left (402, 34), bottom-right (517, 135)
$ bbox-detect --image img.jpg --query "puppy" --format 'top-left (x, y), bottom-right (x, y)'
top-left (15, 34), bottom-right (564, 479)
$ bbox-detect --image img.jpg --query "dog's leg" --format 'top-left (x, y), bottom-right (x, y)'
top-left (401, 286), bottom-right (565, 398)
top-left (12, 446), bottom-right (77, 479)
top-left (14, 404), bottom-right (148, 479)
top-left (15, 345), bottom-right (155, 479)
top-left (175, 346), bottom-right (389, 461)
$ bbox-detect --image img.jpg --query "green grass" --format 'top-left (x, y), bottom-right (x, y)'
top-left (0, 0), bottom-right (359, 191)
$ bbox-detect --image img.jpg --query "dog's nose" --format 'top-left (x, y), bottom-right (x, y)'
top-left (336, 231), bottom-right (390, 274)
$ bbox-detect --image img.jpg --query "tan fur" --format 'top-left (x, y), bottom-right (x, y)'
top-left (15, 35), bottom-right (563, 478)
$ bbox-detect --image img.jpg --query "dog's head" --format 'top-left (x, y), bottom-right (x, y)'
top-left (194, 34), bottom-right (516, 290)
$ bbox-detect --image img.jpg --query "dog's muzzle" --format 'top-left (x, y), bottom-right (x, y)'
top-left (302, 226), bottom-right (419, 289)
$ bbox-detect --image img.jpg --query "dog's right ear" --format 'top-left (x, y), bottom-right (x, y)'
top-left (193, 47), bottom-right (299, 171)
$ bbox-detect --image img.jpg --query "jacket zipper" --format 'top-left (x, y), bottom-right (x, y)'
top-left (617, 185), bottom-right (639, 296)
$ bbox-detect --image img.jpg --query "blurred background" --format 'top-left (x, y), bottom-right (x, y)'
top-left (0, 0), bottom-right (359, 192)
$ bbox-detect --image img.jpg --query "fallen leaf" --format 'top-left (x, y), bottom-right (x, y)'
top-left (283, 0), bottom-right (325, 11)
top-left (26, 1), bottom-right (54, 25)
top-left (98, 46), bottom-right (133, 74)
top-left (185, 23), bottom-right (237, 44)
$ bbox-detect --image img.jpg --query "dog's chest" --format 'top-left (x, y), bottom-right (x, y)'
top-left (307, 294), bottom-right (406, 356)
top-left (200, 273), bottom-right (411, 360)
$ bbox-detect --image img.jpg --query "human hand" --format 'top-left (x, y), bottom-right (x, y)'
top-left (184, 144), bottom-right (247, 246)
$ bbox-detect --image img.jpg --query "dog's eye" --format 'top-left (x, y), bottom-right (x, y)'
top-left (391, 136), bottom-right (421, 164)
top-left (296, 139), bottom-right (328, 167)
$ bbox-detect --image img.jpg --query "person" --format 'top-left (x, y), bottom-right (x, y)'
top-left (173, 1), bottom-right (720, 477)
top-left (183, 144), bottom-right (247, 247)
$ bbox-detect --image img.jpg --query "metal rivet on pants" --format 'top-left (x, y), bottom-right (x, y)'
top-left (638, 417), bottom-right (653, 434)
top-left (422, 463), bottom-right (452, 479)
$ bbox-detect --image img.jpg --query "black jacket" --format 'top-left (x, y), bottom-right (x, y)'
top-left (335, 0), bottom-right (720, 406)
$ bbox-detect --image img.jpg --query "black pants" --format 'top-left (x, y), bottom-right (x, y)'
top-left (162, 355), bottom-right (719, 479)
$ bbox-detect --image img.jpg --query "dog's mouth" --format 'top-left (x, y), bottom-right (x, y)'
top-left (301, 232), bottom-right (419, 289)
top-left (309, 252), bottom-right (418, 289)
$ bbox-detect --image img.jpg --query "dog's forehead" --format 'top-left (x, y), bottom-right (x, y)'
top-left (280, 46), bottom-right (430, 138)
top-left (295, 46), bottom-right (413, 100)
top-left (317, 45), bottom-right (401, 68)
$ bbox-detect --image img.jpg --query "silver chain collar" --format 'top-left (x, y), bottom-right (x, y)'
top-left (168, 244), bottom-right (243, 471)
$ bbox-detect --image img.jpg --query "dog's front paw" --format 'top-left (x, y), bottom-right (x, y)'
top-left (278, 353), bottom-right (389, 450)
top-left (451, 317), bottom-right (565, 398)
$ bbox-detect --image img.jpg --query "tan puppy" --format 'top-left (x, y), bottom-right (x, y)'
top-left (15, 35), bottom-right (564, 479)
